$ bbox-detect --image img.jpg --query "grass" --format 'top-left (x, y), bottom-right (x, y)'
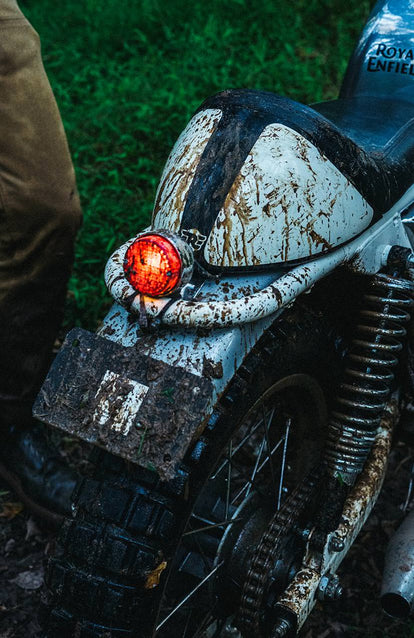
top-left (20, 0), bottom-right (373, 330)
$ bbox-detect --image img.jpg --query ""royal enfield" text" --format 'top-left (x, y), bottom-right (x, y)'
top-left (367, 43), bottom-right (414, 75)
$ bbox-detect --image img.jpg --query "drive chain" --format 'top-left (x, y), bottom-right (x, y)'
top-left (237, 467), bottom-right (321, 636)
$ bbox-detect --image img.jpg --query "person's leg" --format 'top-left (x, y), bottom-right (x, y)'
top-left (0, 0), bottom-right (82, 520)
top-left (0, 0), bottom-right (82, 426)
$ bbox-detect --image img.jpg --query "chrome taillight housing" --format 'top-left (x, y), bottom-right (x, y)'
top-left (123, 229), bottom-right (194, 298)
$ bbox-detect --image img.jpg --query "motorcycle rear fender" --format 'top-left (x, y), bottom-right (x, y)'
top-left (34, 273), bottom-right (278, 480)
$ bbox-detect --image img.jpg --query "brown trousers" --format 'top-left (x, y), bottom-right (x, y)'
top-left (0, 0), bottom-right (82, 426)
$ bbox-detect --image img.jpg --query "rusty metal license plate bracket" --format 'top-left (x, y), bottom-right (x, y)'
top-left (33, 328), bottom-right (214, 480)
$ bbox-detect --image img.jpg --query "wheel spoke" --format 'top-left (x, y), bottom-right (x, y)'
top-left (183, 517), bottom-right (244, 537)
top-left (231, 436), bottom-right (285, 505)
top-left (194, 534), bottom-right (214, 573)
top-left (262, 405), bottom-right (278, 505)
top-left (191, 513), bottom-right (219, 527)
top-left (277, 417), bottom-right (291, 510)
top-left (244, 436), bottom-right (266, 499)
top-left (156, 562), bottom-right (224, 632)
top-left (183, 608), bottom-right (194, 638)
top-left (210, 418), bottom-right (266, 480)
top-left (179, 550), bottom-right (193, 573)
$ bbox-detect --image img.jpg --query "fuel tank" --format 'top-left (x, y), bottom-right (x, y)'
top-left (152, 92), bottom-right (373, 271)
top-left (341, 0), bottom-right (414, 104)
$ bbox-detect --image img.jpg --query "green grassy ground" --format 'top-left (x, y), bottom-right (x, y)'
top-left (21, 0), bottom-right (373, 330)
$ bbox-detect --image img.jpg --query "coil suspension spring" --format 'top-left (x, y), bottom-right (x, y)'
top-left (325, 271), bottom-right (414, 484)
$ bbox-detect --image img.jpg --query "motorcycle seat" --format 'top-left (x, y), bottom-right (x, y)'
top-left (200, 90), bottom-right (414, 220)
top-left (314, 96), bottom-right (414, 215)
top-left (313, 96), bottom-right (414, 152)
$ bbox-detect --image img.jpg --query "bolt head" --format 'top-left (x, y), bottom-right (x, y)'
top-left (317, 573), bottom-right (344, 601)
top-left (329, 535), bottom-right (345, 553)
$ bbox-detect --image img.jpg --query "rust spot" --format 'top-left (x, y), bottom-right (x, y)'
top-left (340, 405), bottom-right (396, 533)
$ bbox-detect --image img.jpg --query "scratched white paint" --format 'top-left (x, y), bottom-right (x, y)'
top-left (152, 108), bottom-right (222, 232)
top-left (205, 123), bottom-right (374, 267)
top-left (93, 371), bottom-right (149, 435)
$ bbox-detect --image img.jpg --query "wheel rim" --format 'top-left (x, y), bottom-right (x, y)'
top-left (155, 373), bottom-right (327, 637)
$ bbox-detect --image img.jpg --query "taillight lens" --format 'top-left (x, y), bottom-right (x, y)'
top-left (123, 232), bottom-right (188, 297)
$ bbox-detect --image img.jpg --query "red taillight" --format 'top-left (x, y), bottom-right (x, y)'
top-left (123, 233), bottom-right (183, 297)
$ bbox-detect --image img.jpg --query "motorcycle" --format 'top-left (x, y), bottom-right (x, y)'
top-left (33, 0), bottom-right (414, 636)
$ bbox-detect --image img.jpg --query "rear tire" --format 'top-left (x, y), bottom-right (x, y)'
top-left (42, 304), bottom-right (339, 637)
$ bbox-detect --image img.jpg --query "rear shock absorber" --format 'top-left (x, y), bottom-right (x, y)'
top-left (314, 252), bottom-right (414, 540)
top-left (325, 270), bottom-right (414, 485)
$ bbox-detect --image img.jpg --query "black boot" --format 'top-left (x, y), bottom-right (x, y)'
top-left (0, 421), bottom-right (78, 526)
